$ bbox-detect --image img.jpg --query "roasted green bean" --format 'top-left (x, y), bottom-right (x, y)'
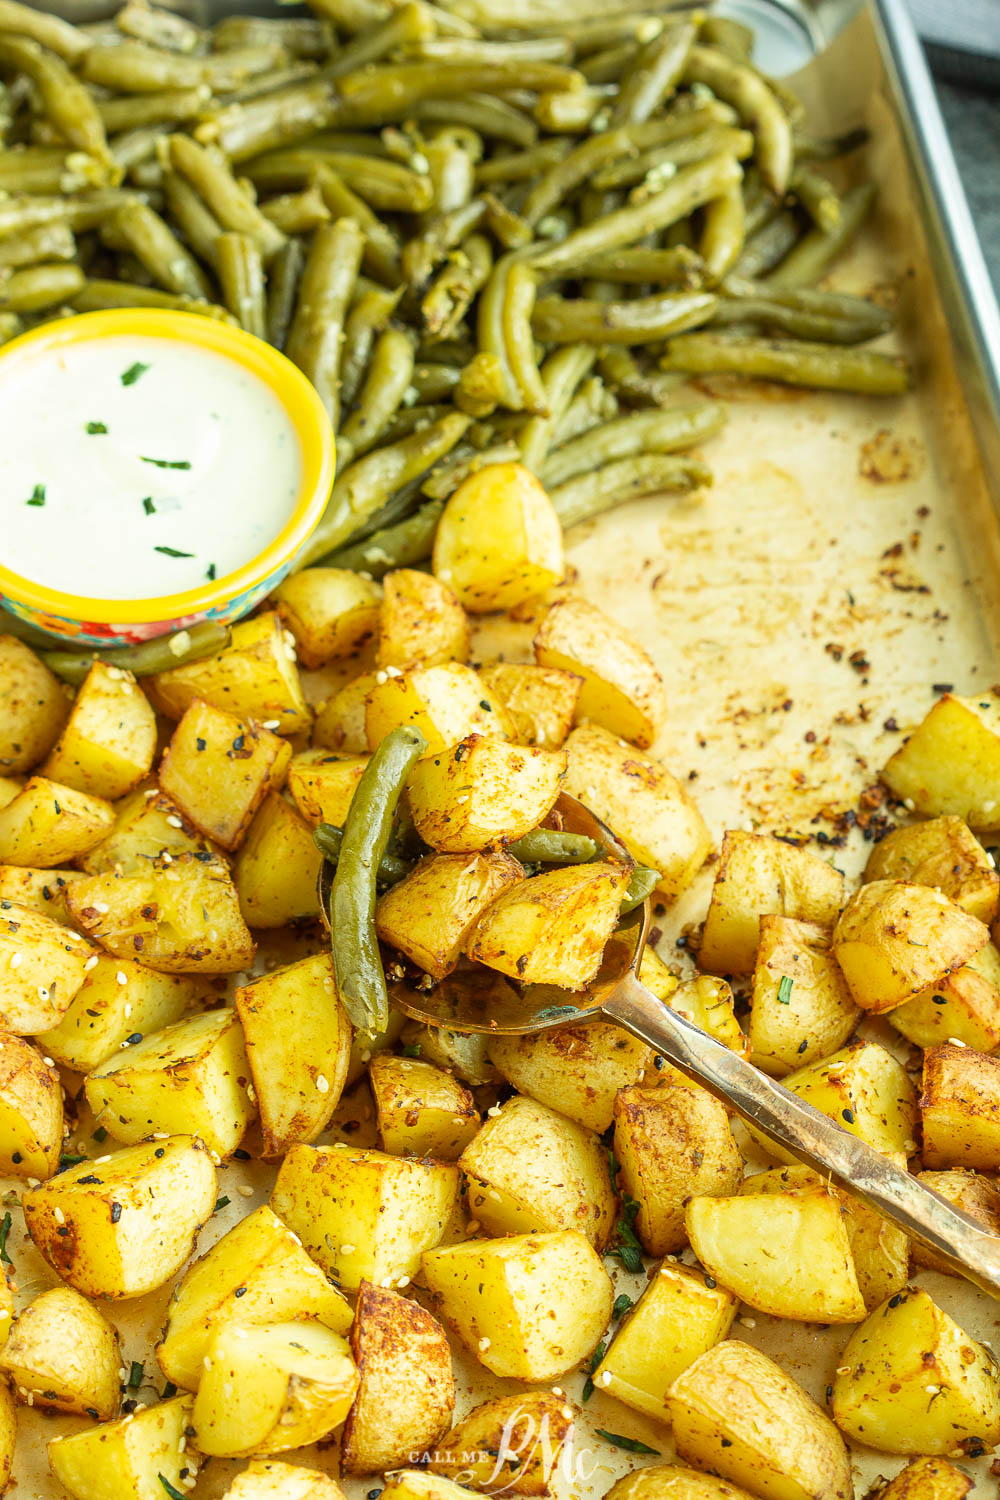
top-left (197, 79), bottom-right (340, 161)
top-left (314, 822), bottom-right (412, 887)
top-left (339, 282), bottom-right (403, 408)
top-left (508, 831), bottom-right (600, 863)
top-left (0, 0), bottom-right (89, 62)
top-left (336, 327), bottom-right (416, 470)
top-left (259, 184), bottom-right (330, 235)
top-left (335, 60), bottom-right (585, 128)
top-left (286, 216), bottom-right (364, 429)
top-left (533, 287), bottom-right (717, 345)
top-left (550, 451), bottom-right (711, 528)
top-left (41, 622), bottom-right (232, 685)
top-left (766, 181), bottom-right (875, 289)
top-left (683, 44), bottom-right (792, 195)
top-left (162, 168), bottom-right (224, 267)
top-left (790, 163), bottom-right (841, 235)
top-left (421, 233), bottom-right (492, 342)
top-left (0, 219), bottom-right (76, 269)
top-left (700, 182), bottom-right (746, 282)
top-left (0, 36), bottom-right (108, 162)
top-left (0, 261), bottom-right (84, 311)
top-left (72, 279), bottom-right (234, 319)
top-left (322, 497), bottom-right (445, 576)
top-left (115, 199), bottom-right (212, 300)
top-left (611, 19), bottom-right (698, 126)
top-left (541, 402), bottom-right (726, 487)
top-left (168, 133), bottom-right (286, 261)
top-left (215, 231), bottom-right (266, 337)
top-left (265, 236), bottom-right (304, 350)
top-left (659, 332), bottom-right (909, 394)
top-left (597, 347), bottom-right (687, 407)
top-left (245, 147), bottom-right (433, 213)
top-left (621, 865), bottom-right (661, 914)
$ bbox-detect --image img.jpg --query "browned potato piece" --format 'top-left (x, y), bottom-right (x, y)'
top-left (342, 1280), bottom-right (454, 1473)
top-left (699, 832), bottom-right (845, 976)
top-left (534, 594), bottom-right (666, 749)
top-left (370, 1054), bottom-right (479, 1160)
top-left (0, 1286), bottom-right (120, 1419)
top-left (0, 635), bottom-right (69, 774)
top-left (381, 1474), bottom-right (480, 1500)
top-left (0, 775), bottom-right (114, 867)
top-left (149, 610), bottom-right (311, 735)
top-left (49, 1392), bottom-right (192, 1500)
top-left (654, 968), bottom-right (749, 1062)
top-left (833, 881), bottom-right (989, 1014)
top-left (880, 692), bottom-right (1000, 829)
top-left (408, 736), bottom-right (566, 853)
top-left (223, 1461), bottom-right (348, 1499)
top-left (864, 815), bottom-right (999, 923)
top-left (274, 567), bottom-right (380, 669)
top-left (159, 698), bottom-right (291, 851)
top-left (314, 671), bottom-right (378, 753)
top-left (377, 849), bottom-right (523, 979)
top-left (429, 1392), bottom-right (574, 1495)
top-left (753, 1037), bottom-right (918, 1162)
top-left (235, 792), bottom-right (323, 928)
top-left (0, 902), bottom-right (93, 1032)
top-left (460, 1095), bottom-right (616, 1247)
top-left (469, 861), bottom-right (630, 989)
top-left (286, 749), bottom-right (369, 827)
top-left (874, 1459), bottom-right (972, 1500)
top-left (749, 916), bottom-right (859, 1075)
top-left (889, 940), bottom-right (1000, 1051)
top-left (42, 664), bottom-right (156, 802)
top-left (0, 1032), bottom-right (62, 1178)
top-left (605, 1468), bottom-right (757, 1500)
top-left (478, 663), bottom-right (581, 749)
top-left (614, 1085), bottom-right (743, 1255)
top-left (921, 1043), bottom-right (1000, 1169)
top-left (0, 865), bottom-right (83, 925)
top-left (378, 569), bottom-right (470, 669)
top-left (913, 1169), bottom-right (1000, 1274)
top-left (36, 954), bottom-right (196, 1074)
top-left (488, 1022), bottom-right (656, 1133)
top-left (79, 784), bottom-right (219, 874)
top-left (433, 462), bottom-right (564, 615)
top-left (366, 664), bottom-right (516, 755)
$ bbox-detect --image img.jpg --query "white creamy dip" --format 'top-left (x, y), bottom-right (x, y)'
top-left (0, 333), bottom-right (303, 600)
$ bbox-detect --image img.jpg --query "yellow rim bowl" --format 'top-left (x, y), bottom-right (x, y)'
top-left (0, 309), bottom-right (335, 631)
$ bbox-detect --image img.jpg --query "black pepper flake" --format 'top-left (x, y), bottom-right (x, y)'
top-left (154, 1148), bottom-right (165, 1159)
top-left (797, 1038), bottom-right (809, 1054)
top-left (234, 1285), bottom-right (247, 1297)
top-left (125, 1032), bottom-right (143, 1045)
top-left (932, 683), bottom-right (953, 694)
top-left (234, 1147), bottom-right (251, 1160)
top-left (195, 738), bottom-right (206, 752)
top-left (931, 994), bottom-right (947, 1005)
top-left (825, 1385), bottom-right (833, 1401)
top-left (704, 1275), bottom-right (716, 1288)
top-left (841, 1108), bottom-right (855, 1124)
top-left (10, 1154), bottom-right (20, 1166)
top-left (888, 1293), bottom-right (903, 1307)
top-left (78, 1174), bottom-right (101, 1185)
top-left (479, 699), bottom-right (492, 711)
top-left (110, 1201), bottom-right (122, 1223)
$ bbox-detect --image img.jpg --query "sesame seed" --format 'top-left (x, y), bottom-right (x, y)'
top-left (152, 1132), bottom-right (169, 1140)
top-left (37, 987), bottom-right (49, 1001)
top-left (478, 1337), bottom-right (491, 1351)
top-left (262, 719), bottom-right (280, 730)
top-left (84, 956), bottom-right (98, 970)
top-left (165, 816), bottom-right (183, 829)
top-left (315, 1074), bottom-right (329, 1093)
top-left (384, 665), bottom-right (402, 678)
top-left (397, 1275), bottom-right (410, 1287)
top-left (124, 1004), bottom-right (132, 1019)
top-left (236, 1185), bottom-right (253, 1198)
top-left (375, 671), bottom-right (388, 685)
top-left (466, 1220), bottom-right (480, 1234)
top-left (740, 1317), bottom-right (756, 1329)
top-left (599, 1371), bottom-right (612, 1386)
top-left (116, 971), bottom-right (128, 985)
top-left (95, 1155), bottom-right (112, 1165)
top-left (42, 1056), bottom-right (54, 1067)
top-left (203, 1357), bottom-right (212, 1371)
top-left (340, 1244), bottom-right (356, 1255)
top-left (94, 902), bottom-right (110, 915)
top-left (8, 954), bottom-right (21, 970)
top-left (54, 1207), bottom-right (65, 1225)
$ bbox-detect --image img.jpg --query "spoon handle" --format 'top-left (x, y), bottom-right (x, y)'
top-left (604, 970), bottom-right (1000, 1298)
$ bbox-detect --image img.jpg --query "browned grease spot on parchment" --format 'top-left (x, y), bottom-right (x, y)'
top-left (859, 427), bottom-right (925, 483)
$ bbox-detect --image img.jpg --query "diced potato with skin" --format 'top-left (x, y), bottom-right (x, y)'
top-left (831, 1288), bottom-right (1000, 1455)
top-left (749, 917), bottom-right (859, 1076)
top-left (864, 815), bottom-right (1000, 924)
top-left (469, 861), bottom-right (630, 989)
top-left (593, 1261), bottom-right (738, 1422)
top-left (0, 1286), bottom-right (120, 1419)
top-left (698, 832), bottom-right (846, 976)
top-left (407, 735), bottom-right (566, 853)
top-left (236, 953), bottom-right (352, 1157)
top-left (913, 1169), bottom-right (1000, 1274)
top-left (666, 1341), bottom-right (853, 1500)
top-left (833, 880), bottom-right (989, 1014)
top-left (478, 663), bottom-right (581, 750)
top-left (534, 594), bottom-right (666, 750)
top-left (873, 1459), bottom-right (972, 1500)
top-left (24, 1136), bottom-right (216, 1299)
top-left (370, 1054), bottom-right (479, 1160)
top-left (157, 1203), bottom-right (352, 1391)
top-left (0, 775), bottom-right (114, 867)
top-left (422, 1230), bottom-right (613, 1381)
top-left (271, 1143), bottom-right (460, 1291)
top-left (666, 974), bottom-right (748, 1060)
top-left (0, 635), bottom-right (69, 774)
top-left (378, 569), bottom-right (470, 669)
top-left (365, 663), bottom-right (515, 756)
top-left (42, 664), bottom-right (156, 801)
top-left (488, 1022), bottom-right (655, 1133)
top-left (274, 567), bottom-right (381, 669)
top-left (428, 1392), bottom-right (574, 1495)
top-left (342, 1281), bottom-right (455, 1473)
top-left (880, 692), bottom-right (1000, 829)
top-left (235, 792), bottom-right (323, 928)
top-left (194, 1320), bottom-right (359, 1458)
top-left (563, 725), bottom-right (711, 898)
top-left (399, 1022), bottom-right (499, 1086)
top-left (79, 784), bottom-right (219, 874)
top-left (889, 941), bottom-right (1000, 1051)
top-left (68, 855), bottom-right (255, 973)
top-left (85, 1007), bottom-right (254, 1159)
top-left (0, 1277), bottom-right (13, 1349)
top-left (433, 462), bottom-right (564, 614)
top-left (0, 780), bottom-right (20, 810)
top-left (383, 1475), bottom-right (481, 1500)
top-left (159, 699), bottom-right (291, 851)
top-left (287, 749), bottom-right (370, 827)
top-left (614, 1085), bottom-right (743, 1254)
top-left (36, 955), bottom-right (196, 1074)
top-left (685, 1187), bottom-right (866, 1323)
top-left (0, 1032), bottom-right (62, 1178)
top-left (0, 901), bottom-right (93, 1032)
top-left (377, 850), bottom-right (523, 981)
top-left (605, 1468), bottom-right (758, 1500)
top-left (920, 1043), bottom-right (1000, 1169)
top-left (48, 1392), bottom-right (194, 1500)
top-left (0, 865), bottom-right (83, 925)
top-left (313, 671), bottom-right (378, 753)
top-left (460, 1095), bottom-right (616, 1247)
top-left (222, 1461), bottom-right (347, 1500)
top-left (149, 610), bottom-right (312, 734)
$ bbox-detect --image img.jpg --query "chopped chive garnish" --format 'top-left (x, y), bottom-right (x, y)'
top-left (0, 1213), bottom-right (12, 1265)
top-left (777, 975), bottom-right (794, 1005)
top-left (612, 1292), bottom-right (633, 1320)
top-left (400, 1042), bottom-right (422, 1057)
top-left (142, 497), bottom-right (156, 516)
top-left (605, 1193), bottom-right (643, 1274)
top-left (155, 546), bottom-right (194, 559)
top-left (162, 1381), bottom-right (177, 1399)
top-left (121, 362), bottom-right (149, 386)
top-left (581, 1339), bottom-right (607, 1402)
top-left (93, 1125), bottom-right (108, 1142)
top-left (215, 1196), bottom-right (230, 1212)
top-left (595, 1431), bottom-right (660, 1455)
top-left (59, 1153), bottom-right (86, 1171)
top-left (128, 1361), bottom-right (143, 1389)
top-left (86, 421), bottom-right (107, 435)
top-left (141, 456), bottom-right (191, 470)
top-left (25, 484), bottom-right (45, 507)
top-left (158, 1477), bottom-right (185, 1500)
top-left (205, 562), bottom-right (216, 581)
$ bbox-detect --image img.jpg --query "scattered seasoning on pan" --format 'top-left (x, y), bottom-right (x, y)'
top-left (155, 546), bottom-right (195, 558)
top-left (777, 975), bottom-right (794, 1005)
top-left (141, 456), bottom-right (192, 470)
top-left (595, 1431), bottom-right (660, 1455)
top-left (110, 1201), bottom-right (122, 1223)
top-left (158, 1477), bottom-right (185, 1500)
top-left (25, 483), bottom-right (45, 506)
top-left (128, 1361), bottom-right (144, 1389)
top-left (121, 361), bottom-right (149, 386)
top-left (86, 421), bottom-right (108, 435)
top-left (142, 497), bottom-right (156, 515)
top-left (0, 1213), bottom-right (11, 1265)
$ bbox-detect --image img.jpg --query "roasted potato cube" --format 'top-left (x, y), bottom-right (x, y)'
top-left (79, 784), bottom-right (219, 874)
top-left (287, 749), bottom-right (370, 827)
top-left (36, 954), bottom-right (196, 1074)
top-left (222, 1461), bottom-right (347, 1500)
top-left (24, 1135), bottom-right (216, 1299)
top-left (833, 880), bottom-right (988, 1013)
top-left (699, 832), bottom-right (845, 976)
top-left (0, 1032), bottom-right (62, 1178)
top-left (377, 850), bottom-right (523, 980)
top-left (272, 1143), bottom-right (459, 1290)
top-left (407, 736), bottom-right (566, 853)
top-left (0, 635), bottom-right (69, 774)
top-left (666, 1341), bottom-right (853, 1500)
top-left (399, 1022), bottom-right (499, 1087)
top-left (0, 864), bottom-right (83, 925)
top-left (921, 1043), bottom-right (1000, 1169)
top-left (488, 1022), bottom-right (655, 1133)
top-left (880, 692), bottom-right (1000, 828)
top-left (685, 1186), bottom-right (866, 1323)
top-left (831, 1288), bottom-right (1000, 1454)
top-left (85, 1007), bottom-right (253, 1159)
top-left (873, 1459), bottom-right (972, 1500)
top-left (365, 663), bottom-right (515, 755)
top-left (534, 594), bottom-right (666, 749)
top-left (755, 1038), bottom-right (918, 1163)
top-left (593, 1261), bottom-right (737, 1422)
top-left (614, 1085), bottom-right (742, 1254)
top-left (913, 1169), bottom-right (1000, 1274)
top-left (469, 861), bottom-right (630, 989)
top-left (370, 1054), bottom-right (478, 1159)
top-left (274, 567), bottom-right (381, 669)
top-left (149, 611), bottom-right (311, 735)
top-left (235, 952), bottom-right (351, 1157)
top-left (433, 462), bottom-right (564, 614)
top-left (235, 792), bottom-right (322, 928)
top-left (68, 855), bottom-right (255, 973)
top-left (378, 569), bottom-right (470, 669)
top-left (194, 1320), bottom-right (358, 1457)
top-left (0, 901), bottom-right (92, 1032)
top-left (422, 1230), bottom-right (612, 1381)
top-left (0, 775), bottom-right (114, 866)
top-left (864, 815), bottom-right (999, 923)
top-left (48, 1392), bottom-right (194, 1500)
top-left (749, 916), bottom-right (859, 1075)
top-left (605, 1467), bottom-right (758, 1500)
top-left (158, 1203), bottom-right (351, 1390)
top-left (159, 699), bottom-right (291, 851)
top-left (342, 1280), bottom-right (454, 1473)
top-left (666, 974), bottom-right (749, 1059)
top-left (563, 725), bottom-right (711, 898)
top-left (428, 1392), bottom-right (574, 1495)
top-left (478, 663), bottom-right (581, 750)
top-left (0, 1285), bottom-right (120, 1418)
top-left (313, 671), bottom-right (378, 753)
top-left (42, 663), bottom-right (156, 801)
top-left (379, 1476), bottom-right (480, 1500)
top-left (889, 940), bottom-right (1000, 1051)
top-left (460, 1095), bottom-right (615, 1246)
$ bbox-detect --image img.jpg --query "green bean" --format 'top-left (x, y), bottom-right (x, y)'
top-left (535, 12), bottom-right (686, 52)
top-left (474, 140), bottom-right (570, 188)
top-left (508, 831), bottom-right (599, 863)
top-left (0, 219), bottom-right (75, 269)
top-left (83, 40), bottom-right (206, 93)
top-left (712, 285), bottom-right (891, 344)
top-left (620, 865), bottom-right (660, 913)
top-left (335, 327), bottom-right (416, 466)
top-left (411, 95), bottom-right (538, 149)
top-left (306, 0), bottom-right (385, 30)
top-left (213, 16), bottom-right (332, 59)
top-left (0, 189), bottom-right (134, 241)
top-left (339, 282), bottom-right (403, 408)
top-left (199, 46), bottom-right (295, 95)
top-left (98, 87), bottom-right (211, 135)
top-left (732, 207), bottom-right (801, 278)
top-left (765, 181), bottom-right (875, 290)
top-left (421, 232), bottom-right (492, 342)
top-left (109, 124), bottom-right (173, 175)
top-left (72, 279), bottom-right (235, 320)
top-left (550, 451), bottom-right (711, 528)
top-left (551, 377), bottom-right (618, 446)
top-left (402, 198), bottom-right (486, 289)
top-left (725, 276), bottom-right (892, 335)
top-left (793, 126), bottom-right (868, 161)
top-left (0, 261), bottom-right (84, 311)
top-left (325, 497), bottom-right (444, 576)
top-left (314, 822), bottom-right (412, 887)
top-left (611, 19), bottom-right (697, 126)
top-left (541, 402), bottom-right (725, 487)
top-left (196, 79), bottom-right (339, 161)
top-left (578, 43), bottom-right (638, 86)
top-left (330, 724), bottom-right (427, 1034)
top-left (0, 0), bottom-right (88, 61)
top-left (335, 60), bottom-right (585, 128)
top-left (116, 1), bottom-right (203, 54)
top-left (483, 193), bottom-right (531, 251)
top-left (259, 183), bottom-right (330, 235)
top-left (598, 347), bottom-right (686, 407)
top-left (314, 164), bottom-right (402, 288)
top-left (286, 217), bottom-right (364, 430)
top-left (0, 310), bottom-right (22, 343)
top-left (477, 251), bottom-right (525, 410)
top-left (321, 1), bottom-right (432, 82)
top-left (300, 411), bottom-right (469, 569)
top-left (700, 181), bottom-right (745, 282)
top-left (0, 147), bottom-right (110, 195)
top-left (168, 133), bottom-right (286, 261)
top-left (41, 621), bottom-right (232, 685)
top-left (683, 44), bottom-right (792, 195)
top-left (0, 37), bottom-right (109, 163)
top-left (533, 287), bottom-right (716, 345)
top-left (550, 246), bottom-right (704, 287)
top-left (534, 87), bottom-right (611, 134)
top-left (423, 134), bottom-right (476, 215)
top-left (411, 362), bottom-right (461, 402)
top-left (214, 231), bottom-right (266, 338)
top-left (163, 168), bottom-right (224, 267)
top-left (659, 332), bottom-right (909, 394)
top-left (790, 164), bottom-right (841, 235)
top-left (504, 260), bottom-right (548, 416)
top-left (517, 342), bottom-right (596, 471)
top-left (420, 442), bottom-right (520, 501)
top-left (115, 199), bottom-right (212, 300)
top-left (245, 147), bottom-right (433, 213)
